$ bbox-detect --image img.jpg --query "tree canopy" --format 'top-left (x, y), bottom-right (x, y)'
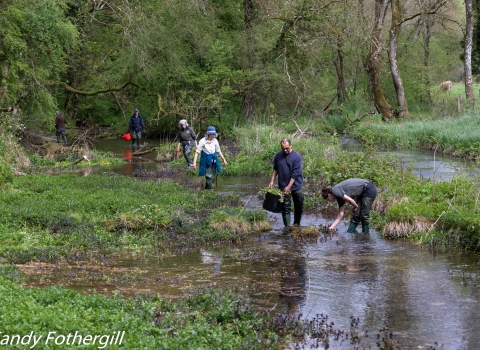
top-left (0, 0), bottom-right (470, 131)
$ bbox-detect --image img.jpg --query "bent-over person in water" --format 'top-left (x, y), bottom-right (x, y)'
top-left (322, 178), bottom-right (377, 233)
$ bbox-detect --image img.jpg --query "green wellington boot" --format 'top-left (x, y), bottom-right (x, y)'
top-left (362, 224), bottom-right (370, 233)
top-left (347, 223), bottom-right (358, 233)
top-left (282, 215), bottom-right (291, 227)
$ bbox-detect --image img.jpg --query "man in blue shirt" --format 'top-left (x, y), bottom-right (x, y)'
top-left (268, 138), bottom-right (304, 227)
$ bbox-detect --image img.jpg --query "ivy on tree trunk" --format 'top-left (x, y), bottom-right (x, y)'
top-left (366, 0), bottom-right (395, 121)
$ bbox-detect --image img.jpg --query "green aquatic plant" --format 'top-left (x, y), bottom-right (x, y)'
top-left (0, 174), bottom-right (272, 263)
top-left (258, 187), bottom-right (285, 202)
top-left (0, 279), bottom-right (285, 349)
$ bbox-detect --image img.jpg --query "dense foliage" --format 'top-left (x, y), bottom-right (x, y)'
top-left (0, 0), bottom-right (469, 135)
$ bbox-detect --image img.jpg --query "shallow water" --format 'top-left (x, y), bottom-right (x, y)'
top-left (27, 137), bottom-right (480, 348)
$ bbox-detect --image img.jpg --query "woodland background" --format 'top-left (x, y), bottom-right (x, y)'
top-left (0, 0), bottom-right (479, 136)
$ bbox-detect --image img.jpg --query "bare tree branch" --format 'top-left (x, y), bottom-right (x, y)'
top-left (44, 79), bottom-right (167, 118)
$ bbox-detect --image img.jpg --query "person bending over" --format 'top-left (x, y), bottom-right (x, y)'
top-left (322, 178), bottom-right (377, 233)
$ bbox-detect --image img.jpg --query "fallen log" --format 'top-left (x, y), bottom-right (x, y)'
top-left (132, 147), bottom-right (158, 156)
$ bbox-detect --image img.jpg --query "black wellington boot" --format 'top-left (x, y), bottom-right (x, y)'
top-left (293, 213), bottom-right (302, 226)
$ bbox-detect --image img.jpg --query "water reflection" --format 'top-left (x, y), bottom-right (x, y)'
top-left (200, 249), bottom-right (222, 274)
top-left (302, 228), bottom-right (480, 349)
top-left (88, 138), bottom-right (162, 176)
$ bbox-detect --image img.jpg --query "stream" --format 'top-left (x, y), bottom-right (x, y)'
top-left (25, 137), bottom-right (480, 349)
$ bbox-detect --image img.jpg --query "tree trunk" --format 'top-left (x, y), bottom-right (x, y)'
top-left (333, 36), bottom-right (348, 104)
top-left (422, 8), bottom-right (433, 105)
top-left (366, 0), bottom-right (395, 121)
top-left (241, 0), bottom-right (256, 119)
top-left (464, 0), bottom-right (474, 101)
top-left (389, 0), bottom-right (408, 118)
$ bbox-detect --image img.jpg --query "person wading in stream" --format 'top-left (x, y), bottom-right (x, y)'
top-left (176, 119), bottom-right (197, 168)
top-left (55, 110), bottom-right (67, 145)
top-left (192, 126), bottom-right (227, 189)
top-left (128, 108), bottom-right (145, 150)
top-left (321, 178), bottom-right (377, 233)
top-left (268, 138), bottom-right (304, 227)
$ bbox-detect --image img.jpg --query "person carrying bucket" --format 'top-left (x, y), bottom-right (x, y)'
top-left (192, 126), bottom-right (227, 189)
top-left (176, 119), bottom-right (197, 168)
top-left (128, 107), bottom-right (145, 150)
top-left (268, 138), bottom-right (304, 227)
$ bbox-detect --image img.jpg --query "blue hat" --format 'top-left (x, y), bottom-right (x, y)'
top-left (206, 126), bottom-right (217, 135)
top-left (134, 108), bottom-right (139, 112)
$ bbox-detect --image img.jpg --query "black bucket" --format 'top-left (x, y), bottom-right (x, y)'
top-left (263, 192), bottom-right (283, 213)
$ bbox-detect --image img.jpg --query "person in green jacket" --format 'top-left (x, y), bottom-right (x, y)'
top-left (322, 178), bottom-right (377, 233)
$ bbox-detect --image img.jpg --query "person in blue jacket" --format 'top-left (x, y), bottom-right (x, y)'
top-left (128, 108), bottom-right (145, 150)
top-left (268, 138), bottom-right (304, 227)
top-left (192, 126), bottom-right (227, 189)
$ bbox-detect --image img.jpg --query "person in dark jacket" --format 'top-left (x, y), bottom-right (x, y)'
top-left (192, 126), bottom-right (227, 189)
top-left (268, 138), bottom-right (304, 227)
top-left (55, 111), bottom-right (67, 145)
top-left (128, 108), bottom-right (145, 150)
top-left (321, 178), bottom-right (377, 233)
top-left (176, 119), bottom-right (197, 168)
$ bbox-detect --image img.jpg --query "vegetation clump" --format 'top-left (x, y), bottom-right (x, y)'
top-left (0, 175), bottom-right (269, 264)
top-left (258, 187), bottom-right (285, 202)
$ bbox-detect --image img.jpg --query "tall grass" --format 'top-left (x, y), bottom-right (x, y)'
top-left (227, 122), bottom-right (334, 176)
top-left (352, 114), bottom-right (480, 159)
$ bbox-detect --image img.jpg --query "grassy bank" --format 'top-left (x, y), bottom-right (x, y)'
top-left (351, 113), bottom-right (480, 160)
top-left (3, 119), bottom-right (480, 252)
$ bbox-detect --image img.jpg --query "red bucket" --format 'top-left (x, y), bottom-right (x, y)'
top-left (121, 132), bottom-right (131, 141)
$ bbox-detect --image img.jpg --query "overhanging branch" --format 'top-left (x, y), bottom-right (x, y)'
top-left (44, 79), bottom-right (167, 118)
